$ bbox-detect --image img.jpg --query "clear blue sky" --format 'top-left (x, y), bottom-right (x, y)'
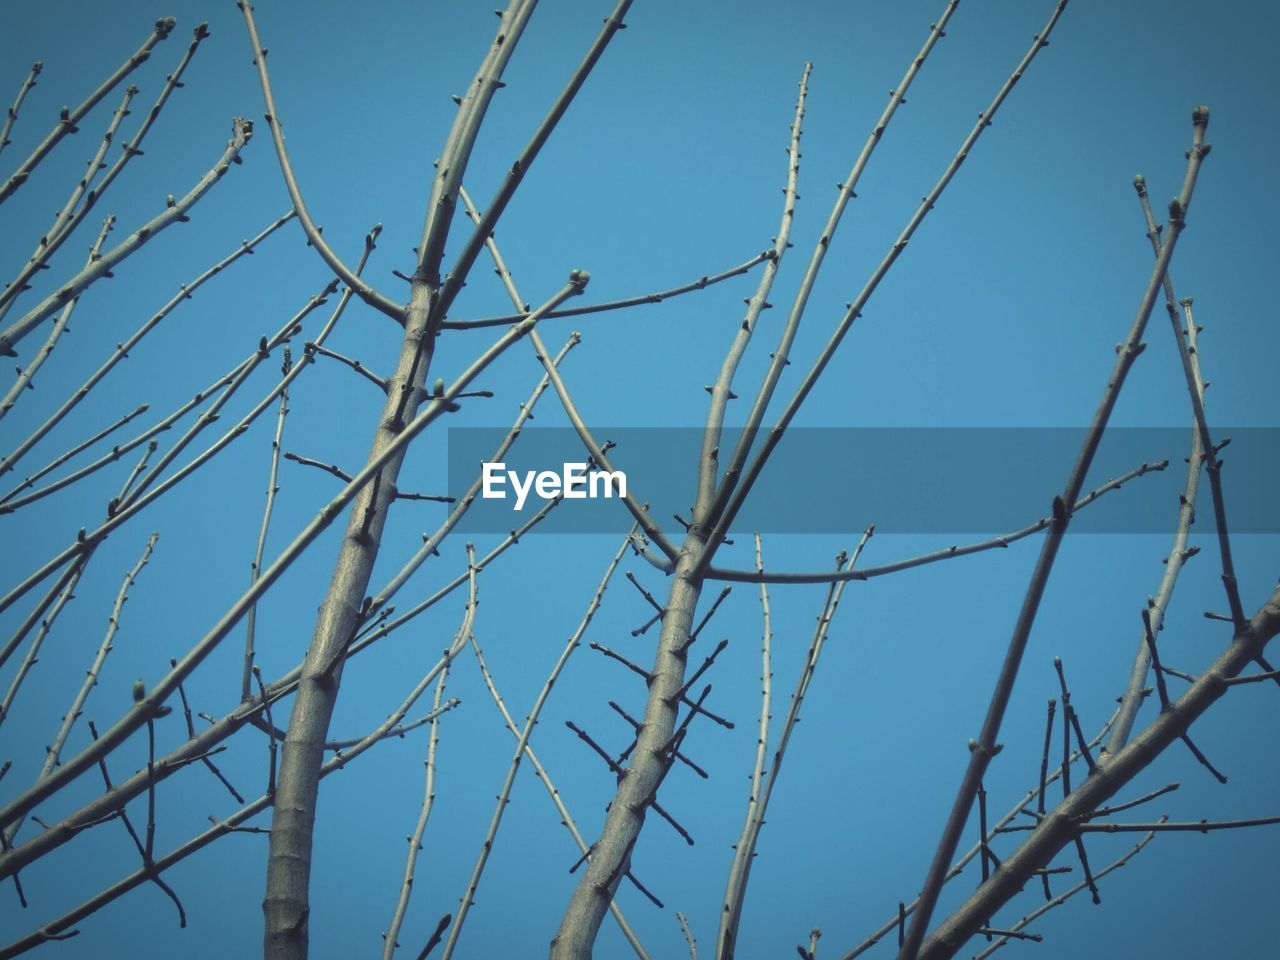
top-left (1, 2), bottom-right (1277, 958)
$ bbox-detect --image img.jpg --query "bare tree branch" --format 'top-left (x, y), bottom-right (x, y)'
top-left (0, 61), bottom-right (42, 158)
top-left (440, 249), bottom-right (771, 330)
top-left (0, 559), bottom-right (87, 726)
top-left (913, 585), bottom-right (1280, 959)
top-left (0, 117), bottom-right (254, 357)
top-left (382, 666), bottom-right (451, 960)
top-left (1, 214), bottom-right (116, 420)
top-left (430, 0), bottom-right (636, 329)
top-left (0, 81), bottom-right (135, 330)
top-left (0, 571), bottom-right (478, 959)
top-left (698, 0), bottom-right (1068, 572)
top-left (1133, 176), bottom-right (1245, 628)
top-left (4, 533), bottom-right (158, 851)
top-left (0, 22), bottom-right (212, 324)
top-left (441, 528), bottom-right (636, 958)
top-left (696, 61), bottom-right (810, 534)
top-left (719, 531), bottom-right (871, 959)
top-left (0, 17), bottom-right (175, 206)
top-left (703, 0), bottom-right (959, 541)
top-left (898, 100), bottom-right (1208, 960)
top-left (970, 826), bottom-right (1159, 960)
top-left (701, 458), bottom-right (1167, 584)
top-left (242, 347), bottom-right (294, 701)
top-left (237, 2), bottom-right (402, 321)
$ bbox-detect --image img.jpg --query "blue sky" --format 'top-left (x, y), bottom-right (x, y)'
top-left (0, 2), bottom-right (1277, 958)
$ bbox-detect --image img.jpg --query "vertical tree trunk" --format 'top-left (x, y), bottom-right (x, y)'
top-left (261, 280), bottom-right (437, 959)
top-left (259, 2), bottom-right (540, 952)
top-left (550, 535), bottom-right (707, 958)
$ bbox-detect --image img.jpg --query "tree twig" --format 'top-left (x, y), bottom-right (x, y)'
top-left (0, 117), bottom-right (254, 357)
top-left (719, 531), bottom-right (870, 958)
top-left (382, 667), bottom-right (451, 960)
top-left (0, 17), bottom-right (175, 206)
top-left (0, 214), bottom-right (115, 420)
top-left (0, 61), bottom-right (42, 158)
top-left (441, 250), bottom-right (771, 330)
top-left (0, 22), bottom-right (212, 324)
top-left (441, 529), bottom-right (636, 958)
top-left (899, 98), bottom-right (1208, 960)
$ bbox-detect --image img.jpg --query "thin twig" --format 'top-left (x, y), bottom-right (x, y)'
top-left (696, 61), bottom-right (810, 531)
top-left (382, 667), bottom-right (451, 960)
top-left (87, 721), bottom-right (186, 928)
top-left (242, 347), bottom-right (293, 700)
top-left (0, 556), bottom-right (87, 675)
top-left (0, 560), bottom-right (87, 726)
top-left (0, 79), bottom-right (134, 331)
top-left (1133, 179), bottom-right (1245, 630)
top-left (442, 250), bottom-right (771, 329)
top-left (4, 533), bottom-right (158, 849)
top-left (467, 605), bottom-right (651, 960)
top-left (355, 498), bottom-right (564, 652)
top-left (970, 827), bottom-right (1160, 960)
top-left (719, 530), bottom-right (871, 958)
top-left (0, 18), bottom-right (175, 206)
top-left (676, 912), bottom-right (697, 960)
top-left (0, 210), bottom-right (293, 485)
top-left (0, 216), bottom-right (113, 419)
top-left (0, 61), bottom-right (42, 158)
top-left (308, 343), bottom-right (387, 392)
top-left (457, 185), bottom-right (677, 560)
top-left (441, 529), bottom-right (637, 959)
top-left (0, 22), bottom-right (212, 324)
top-left (0, 118), bottom-right (254, 356)
top-left (0, 403), bottom-right (149, 504)
top-left (0, 209), bottom-right (117, 419)
top-left (703, 458), bottom-right (1168, 584)
top-left (169, 660), bottom-right (243, 804)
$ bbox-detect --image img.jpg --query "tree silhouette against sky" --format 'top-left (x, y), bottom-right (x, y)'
top-left (0, 2), bottom-right (1276, 958)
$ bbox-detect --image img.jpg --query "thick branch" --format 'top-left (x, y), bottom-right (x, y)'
top-left (430, 0), bottom-right (635, 328)
top-left (260, 269), bottom-right (584, 957)
top-left (916, 584), bottom-right (1280, 959)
